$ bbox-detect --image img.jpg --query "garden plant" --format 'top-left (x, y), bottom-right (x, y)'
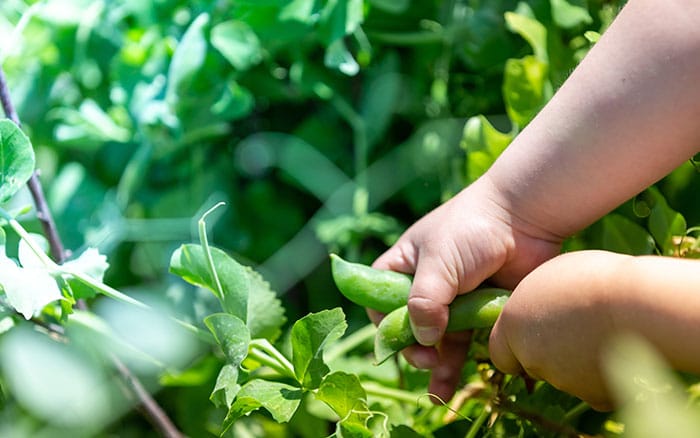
top-left (0, 0), bottom-right (700, 437)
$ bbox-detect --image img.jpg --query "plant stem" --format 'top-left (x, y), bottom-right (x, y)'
top-left (247, 341), bottom-right (297, 380)
top-left (0, 64), bottom-right (184, 437)
top-left (362, 381), bottom-right (434, 409)
top-left (111, 354), bottom-right (184, 438)
top-left (325, 323), bottom-right (376, 363)
top-left (0, 67), bottom-right (66, 262)
top-left (198, 202), bottom-right (227, 300)
top-left (562, 401), bottom-right (590, 423)
top-left (465, 405), bottom-right (490, 438)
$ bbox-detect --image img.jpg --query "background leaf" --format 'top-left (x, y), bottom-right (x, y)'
top-left (0, 120), bottom-right (34, 203)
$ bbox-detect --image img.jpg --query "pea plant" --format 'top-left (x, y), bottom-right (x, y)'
top-left (2, 0), bottom-right (700, 437)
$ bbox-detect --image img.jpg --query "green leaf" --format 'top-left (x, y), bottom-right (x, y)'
top-left (61, 247), bottom-right (110, 300)
top-left (603, 334), bottom-right (700, 437)
top-left (210, 20), bottom-right (263, 71)
top-left (291, 308), bottom-right (347, 389)
top-left (245, 268), bottom-right (286, 341)
top-left (647, 188), bottom-right (687, 255)
top-left (503, 56), bottom-right (549, 128)
top-left (550, 0), bottom-right (593, 29)
top-left (316, 371), bottom-right (368, 420)
top-left (0, 326), bottom-right (111, 427)
top-left (461, 115), bottom-right (514, 183)
top-left (210, 364), bottom-right (241, 409)
top-left (504, 10), bottom-right (548, 63)
top-left (204, 313), bottom-right (250, 365)
top-left (167, 13), bottom-right (209, 104)
top-left (0, 120), bottom-right (35, 203)
top-left (223, 380), bottom-right (303, 431)
top-left (599, 214), bottom-right (655, 255)
top-left (324, 39), bottom-right (359, 76)
top-left (369, 0), bottom-right (409, 14)
top-left (0, 256), bottom-right (61, 320)
top-left (170, 244), bottom-right (249, 322)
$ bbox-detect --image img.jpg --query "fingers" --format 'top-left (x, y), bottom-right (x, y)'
top-left (402, 332), bottom-right (470, 404)
top-left (408, 256), bottom-right (458, 346)
top-left (428, 331), bottom-right (471, 403)
top-left (488, 317), bottom-right (524, 376)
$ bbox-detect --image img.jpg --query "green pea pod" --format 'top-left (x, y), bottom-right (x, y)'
top-left (330, 253), bottom-right (412, 314)
top-left (374, 288), bottom-right (510, 364)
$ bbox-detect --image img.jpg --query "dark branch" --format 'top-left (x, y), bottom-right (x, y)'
top-left (0, 68), bottom-right (66, 262)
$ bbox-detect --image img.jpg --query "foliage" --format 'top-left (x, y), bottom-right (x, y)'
top-left (0, 0), bottom-right (700, 437)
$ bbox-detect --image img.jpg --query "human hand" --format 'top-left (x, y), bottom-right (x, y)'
top-left (371, 176), bottom-right (562, 401)
top-left (488, 250), bottom-right (632, 411)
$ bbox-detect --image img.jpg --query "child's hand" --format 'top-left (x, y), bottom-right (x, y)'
top-left (489, 250), bottom-right (628, 411)
top-left (371, 177), bottom-right (562, 401)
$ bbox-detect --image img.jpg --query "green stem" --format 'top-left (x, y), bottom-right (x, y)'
top-left (465, 405), bottom-right (490, 438)
top-left (362, 381), bottom-right (434, 409)
top-left (66, 269), bottom-right (149, 309)
top-left (198, 202), bottom-right (226, 300)
top-left (562, 401), bottom-right (589, 423)
top-left (248, 340), bottom-right (296, 380)
top-left (330, 96), bottom-right (369, 217)
top-left (325, 323), bottom-right (376, 363)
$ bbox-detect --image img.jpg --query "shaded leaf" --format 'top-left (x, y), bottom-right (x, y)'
top-left (210, 364), bottom-right (241, 409)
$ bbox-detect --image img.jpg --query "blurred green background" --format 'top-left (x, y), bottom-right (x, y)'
top-left (3, 0), bottom-right (700, 436)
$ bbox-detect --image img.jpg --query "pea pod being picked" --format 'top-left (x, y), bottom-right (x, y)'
top-left (329, 254), bottom-right (510, 363)
top-left (374, 288), bottom-right (510, 364)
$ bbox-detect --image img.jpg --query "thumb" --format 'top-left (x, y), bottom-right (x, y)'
top-left (407, 256), bottom-right (459, 346)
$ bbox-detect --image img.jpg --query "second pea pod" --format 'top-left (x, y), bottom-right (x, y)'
top-left (330, 254), bottom-right (510, 364)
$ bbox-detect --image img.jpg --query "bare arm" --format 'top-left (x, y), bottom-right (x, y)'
top-left (486, 0), bottom-right (700, 239)
top-left (373, 0), bottom-right (700, 402)
top-left (489, 250), bottom-right (700, 410)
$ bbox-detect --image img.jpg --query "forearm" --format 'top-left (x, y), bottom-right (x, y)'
top-left (485, 0), bottom-right (700, 238)
top-left (612, 255), bottom-right (700, 375)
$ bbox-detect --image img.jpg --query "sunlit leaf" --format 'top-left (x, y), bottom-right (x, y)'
top-left (222, 380), bottom-right (303, 431)
top-left (291, 308), bottom-right (347, 389)
top-left (503, 56), bottom-right (549, 128)
top-left (0, 120), bottom-right (35, 203)
top-left (211, 20), bottom-right (262, 71)
top-left (0, 259), bottom-right (61, 320)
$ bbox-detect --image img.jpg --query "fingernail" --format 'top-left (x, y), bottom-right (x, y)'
top-left (414, 326), bottom-right (440, 346)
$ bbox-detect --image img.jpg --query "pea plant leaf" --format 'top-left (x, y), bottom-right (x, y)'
top-left (222, 380), bottom-right (303, 433)
top-left (291, 308), bottom-right (347, 389)
top-left (646, 188), bottom-right (687, 255)
top-left (170, 244), bottom-right (249, 322)
top-left (0, 258), bottom-right (62, 320)
top-left (204, 313), bottom-right (250, 366)
top-left (461, 115), bottom-right (513, 184)
top-left (166, 12), bottom-right (209, 105)
top-left (245, 267), bottom-right (286, 341)
top-left (210, 20), bottom-right (262, 71)
top-left (61, 247), bottom-right (110, 300)
top-left (317, 371), bottom-right (374, 436)
top-left (204, 313), bottom-right (250, 409)
top-left (0, 120), bottom-right (35, 203)
top-left (170, 244), bottom-right (286, 341)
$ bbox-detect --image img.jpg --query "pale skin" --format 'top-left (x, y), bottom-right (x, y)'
top-left (371, 0), bottom-right (700, 405)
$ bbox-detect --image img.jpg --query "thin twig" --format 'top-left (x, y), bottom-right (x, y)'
top-left (0, 68), bottom-right (65, 262)
top-left (0, 65), bottom-right (183, 437)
